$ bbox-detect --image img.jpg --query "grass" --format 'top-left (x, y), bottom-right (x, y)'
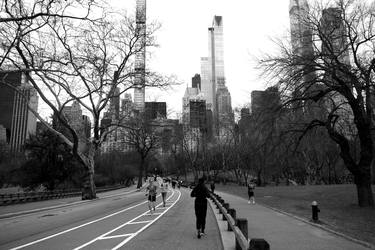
top-left (216, 183), bottom-right (375, 246)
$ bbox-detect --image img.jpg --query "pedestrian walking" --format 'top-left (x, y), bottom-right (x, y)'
top-left (160, 181), bottom-right (169, 207)
top-left (247, 181), bottom-right (256, 204)
top-left (146, 179), bottom-right (157, 214)
top-left (210, 181), bottom-right (215, 193)
top-left (191, 177), bottom-right (210, 239)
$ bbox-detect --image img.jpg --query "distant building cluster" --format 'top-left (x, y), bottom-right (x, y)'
top-left (182, 15), bottom-right (234, 148)
top-left (99, 89), bottom-right (180, 154)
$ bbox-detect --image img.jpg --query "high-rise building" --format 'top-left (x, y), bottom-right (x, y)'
top-left (200, 57), bottom-right (212, 110)
top-left (134, 0), bottom-right (146, 112)
top-left (53, 100), bottom-right (90, 151)
top-left (192, 74), bottom-right (201, 90)
top-left (0, 72), bottom-right (38, 152)
top-left (182, 87), bottom-right (200, 126)
top-left (320, 7), bottom-right (353, 137)
top-left (320, 8), bottom-right (349, 65)
top-left (251, 86), bottom-right (280, 116)
top-left (121, 93), bottom-right (134, 118)
top-left (206, 16), bottom-right (233, 137)
top-left (145, 102), bottom-right (166, 120)
top-left (289, 0), bottom-right (319, 117)
top-left (189, 100), bottom-right (206, 129)
top-left (109, 87), bottom-right (120, 120)
top-left (289, 0), bottom-right (314, 59)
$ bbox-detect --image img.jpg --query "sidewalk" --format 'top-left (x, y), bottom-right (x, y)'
top-left (215, 191), bottom-right (372, 250)
top-left (0, 185), bottom-right (141, 219)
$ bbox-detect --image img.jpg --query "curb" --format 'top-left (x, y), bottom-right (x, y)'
top-left (208, 198), bottom-right (227, 250)
top-left (257, 202), bottom-right (375, 250)
top-left (0, 187), bottom-right (141, 220)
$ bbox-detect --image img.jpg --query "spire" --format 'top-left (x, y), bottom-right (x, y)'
top-left (213, 16), bottom-right (223, 27)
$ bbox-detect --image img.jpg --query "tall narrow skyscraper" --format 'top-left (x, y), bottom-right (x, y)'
top-left (289, 0), bottom-right (313, 59)
top-left (207, 16), bottom-right (233, 137)
top-left (134, 0), bottom-right (146, 112)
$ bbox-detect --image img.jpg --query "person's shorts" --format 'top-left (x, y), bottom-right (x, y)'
top-left (148, 195), bottom-right (156, 202)
top-left (248, 191), bottom-right (254, 197)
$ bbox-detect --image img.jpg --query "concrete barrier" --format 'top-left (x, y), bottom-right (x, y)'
top-left (210, 193), bottom-right (270, 250)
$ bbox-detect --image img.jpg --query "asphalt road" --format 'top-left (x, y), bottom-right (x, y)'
top-left (0, 187), bottom-right (223, 250)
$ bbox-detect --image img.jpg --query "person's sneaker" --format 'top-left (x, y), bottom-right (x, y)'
top-left (248, 201), bottom-right (251, 204)
top-left (197, 230), bottom-right (201, 239)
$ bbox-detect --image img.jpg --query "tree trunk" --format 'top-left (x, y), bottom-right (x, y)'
top-left (137, 158), bottom-right (145, 189)
top-left (81, 156), bottom-right (96, 200)
top-left (355, 172), bottom-right (374, 207)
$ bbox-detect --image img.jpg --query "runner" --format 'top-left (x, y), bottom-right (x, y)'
top-left (146, 178), bottom-right (157, 214)
top-left (191, 177), bottom-right (210, 239)
top-left (247, 181), bottom-right (256, 204)
top-left (160, 180), bottom-right (169, 207)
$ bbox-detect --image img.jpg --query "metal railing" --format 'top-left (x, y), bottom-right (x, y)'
top-left (209, 192), bottom-right (270, 250)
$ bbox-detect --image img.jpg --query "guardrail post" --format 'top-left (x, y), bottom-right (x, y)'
top-left (228, 208), bottom-right (236, 231)
top-left (249, 239), bottom-right (270, 250)
top-left (236, 218), bottom-right (248, 250)
top-left (222, 203), bottom-right (229, 220)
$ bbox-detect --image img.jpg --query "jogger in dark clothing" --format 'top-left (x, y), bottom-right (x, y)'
top-left (191, 178), bottom-right (210, 239)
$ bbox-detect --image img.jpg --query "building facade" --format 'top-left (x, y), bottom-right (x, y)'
top-left (134, 0), bottom-right (146, 112)
top-left (0, 72), bottom-right (38, 152)
top-left (53, 100), bottom-right (91, 152)
top-left (145, 102), bottom-right (167, 120)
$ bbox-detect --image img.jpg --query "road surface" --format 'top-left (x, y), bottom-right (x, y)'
top-left (0, 187), bottom-right (223, 250)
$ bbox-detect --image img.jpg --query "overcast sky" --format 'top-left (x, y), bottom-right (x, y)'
top-left (112, 0), bottom-right (291, 117)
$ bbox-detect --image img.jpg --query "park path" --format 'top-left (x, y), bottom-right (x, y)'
top-left (216, 191), bottom-right (372, 250)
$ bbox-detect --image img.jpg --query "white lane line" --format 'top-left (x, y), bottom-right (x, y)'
top-left (99, 234), bottom-right (134, 240)
top-left (144, 212), bottom-right (163, 215)
top-left (10, 198), bottom-right (149, 250)
top-left (128, 220), bottom-right (153, 225)
top-left (73, 190), bottom-right (180, 250)
top-left (111, 190), bottom-right (181, 250)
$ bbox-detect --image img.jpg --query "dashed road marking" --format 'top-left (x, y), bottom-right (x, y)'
top-left (99, 234), bottom-right (134, 240)
top-left (73, 189), bottom-right (181, 250)
top-left (10, 193), bottom-right (156, 250)
top-left (128, 220), bottom-right (153, 225)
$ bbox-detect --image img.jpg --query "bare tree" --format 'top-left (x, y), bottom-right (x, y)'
top-left (0, 0), bottom-right (173, 199)
top-left (123, 116), bottom-right (160, 189)
top-left (259, 0), bottom-right (375, 206)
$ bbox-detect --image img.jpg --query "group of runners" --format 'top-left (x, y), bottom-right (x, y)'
top-left (145, 175), bottom-right (256, 239)
top-left (145, 176), bottom-right (182, 214)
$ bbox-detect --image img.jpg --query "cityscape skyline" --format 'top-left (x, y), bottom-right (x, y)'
top-left (35, 0), bottom-right (293, 119)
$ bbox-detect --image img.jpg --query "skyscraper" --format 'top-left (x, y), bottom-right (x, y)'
top-left (289, 0), bottom-right (319, 117)
top-left (134, 0), bottom-right (146, 112)
top-left (320, 7), bottom-right (349, 65)
top-left (208, 16), bottom-right (234, 137)
top-left (0, 72), bottom-right (38, 152)
top-left (109, 86), bottom-right (120, 120)
top-left (200, 57), bottom-right (212, 110)
top-left (289, 0), bottom-right (314, 59)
